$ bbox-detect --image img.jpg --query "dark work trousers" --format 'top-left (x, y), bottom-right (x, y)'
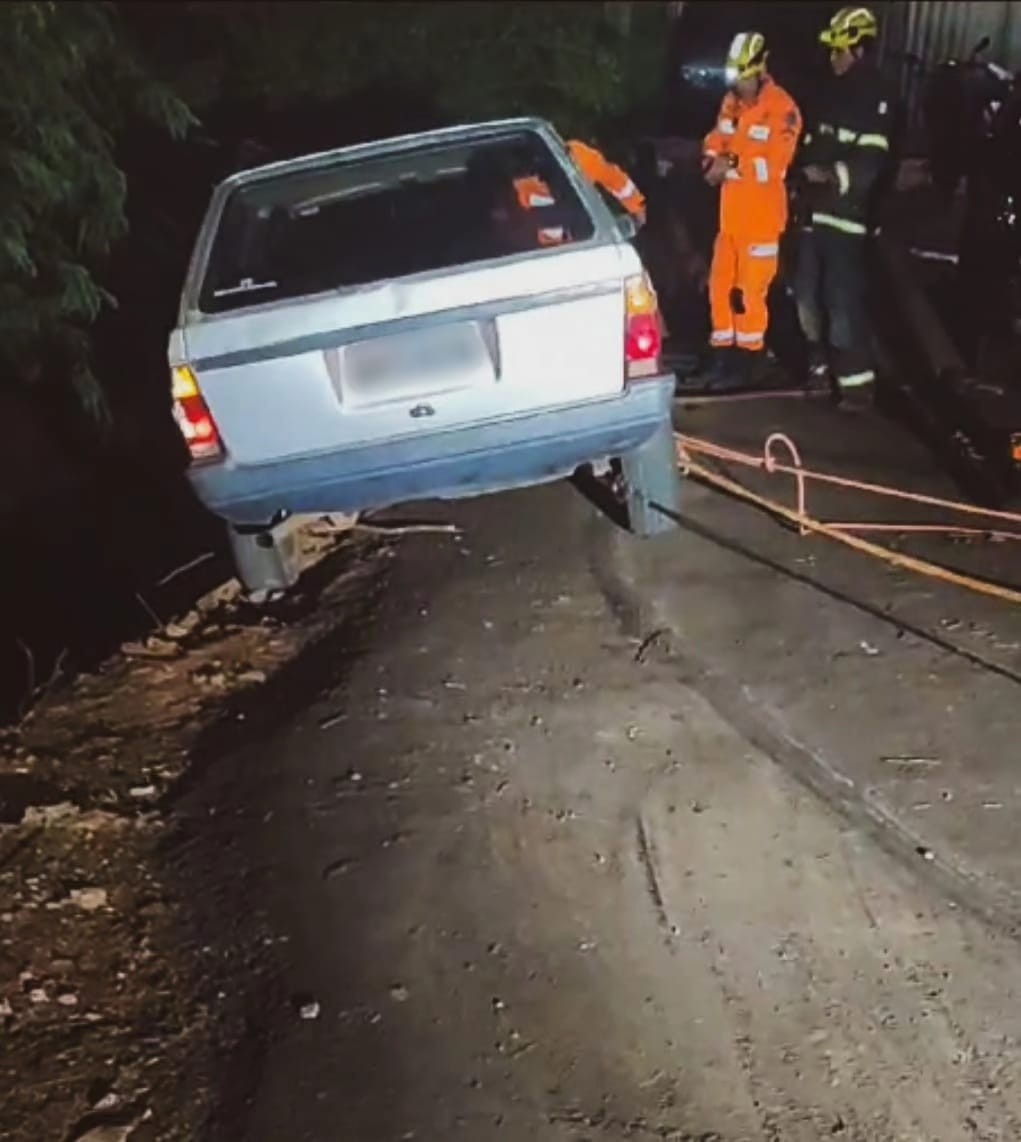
top-left (794, 224), bottom-right (875, 389)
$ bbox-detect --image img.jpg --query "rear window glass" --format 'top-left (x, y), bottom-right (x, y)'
top-left (197, 130), bottom-right (597, 315)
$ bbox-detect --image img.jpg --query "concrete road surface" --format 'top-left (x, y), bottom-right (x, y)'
top-left (186, 455), bottom-right (1021, 1141)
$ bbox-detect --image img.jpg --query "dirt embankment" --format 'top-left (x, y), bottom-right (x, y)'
top-left (0, 526), bottom-right (391, 1142)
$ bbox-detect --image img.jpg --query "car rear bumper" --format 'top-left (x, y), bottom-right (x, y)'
top-left (189, 378), bottom-right (675, 527)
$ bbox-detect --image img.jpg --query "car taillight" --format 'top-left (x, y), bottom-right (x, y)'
top-left (171, 365), bottom-right (224, 463)
top-left (624, 274), bottom-right (662, 380)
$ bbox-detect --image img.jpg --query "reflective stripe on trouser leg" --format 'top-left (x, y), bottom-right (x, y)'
top-left (709, 232), bottom-right (739, 348)
top-left (735, 330), bottom-right (766, 351)
top-left (837, 369), bottom-right (876, 388)
top-left (732, 237), bottom-right (780, 353)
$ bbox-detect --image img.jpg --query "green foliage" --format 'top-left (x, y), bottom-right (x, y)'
top-left (0, 1), bottom-right (194, 414)
top-left (616, 3), bottom-right (671, 124)
top-left (155, 1), bottom-right (664, 139)
top-left (0, 1), bottom-right (667, 417)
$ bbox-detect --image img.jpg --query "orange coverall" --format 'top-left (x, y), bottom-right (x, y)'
top-left (703, 79), bottom-right (802, 352)
top-left (515, 140), bottom-right (646, 244)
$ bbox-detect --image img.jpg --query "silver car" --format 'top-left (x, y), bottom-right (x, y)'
top-left (169, 118), bottom-right (679, 585)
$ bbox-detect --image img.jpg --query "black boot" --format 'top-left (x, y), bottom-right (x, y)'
top-left (700, 346), bottom-right (741, 391)
top-left (832, 348), bottom-right (876, 411)
top-left (733, 349), bottom-right (772, 388)
top-left (836, 380), bottom-right (876, 412)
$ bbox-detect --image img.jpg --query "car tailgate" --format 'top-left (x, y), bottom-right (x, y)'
top-left (181, 245), bottom-right (629, 466)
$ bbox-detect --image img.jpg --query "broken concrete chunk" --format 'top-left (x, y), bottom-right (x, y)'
top-left (22, 802), bottom-right (80, 827)
top-left (293, 995), bottom-right (320, 1020)
top-left (70, 887), bottom-right (108, 912)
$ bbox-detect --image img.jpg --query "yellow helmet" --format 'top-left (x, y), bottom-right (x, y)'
top-left (820, 6), bottom-right (879, 51)
top-left (725, 31), bottom-right (768, 85)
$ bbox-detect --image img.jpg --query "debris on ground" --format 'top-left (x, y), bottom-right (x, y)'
top-left (295, 997), bottom-right (321, 1021)
top-left (0, 524), bottom-right (390, 1142)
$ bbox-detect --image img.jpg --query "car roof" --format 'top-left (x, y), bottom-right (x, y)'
top-left (220, 117), bottom-right (557, 192)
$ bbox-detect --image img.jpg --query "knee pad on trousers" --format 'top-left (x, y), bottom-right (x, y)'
top-left (729, 287), bottom-right (745, 316)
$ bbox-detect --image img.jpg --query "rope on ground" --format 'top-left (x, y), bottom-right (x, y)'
top-left (675, 431), bottom-right (1021, 606)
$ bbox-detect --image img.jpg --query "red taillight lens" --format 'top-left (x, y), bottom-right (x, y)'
top-left (624, 275), bottom-right (662, 380)
top-left (171, 366), bottom-right (224, 463)
top-left (627, 314), bottom-right (661, 360)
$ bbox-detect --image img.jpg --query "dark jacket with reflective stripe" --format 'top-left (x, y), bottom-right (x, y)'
top-left (798, 61), bottom-right (895, 235)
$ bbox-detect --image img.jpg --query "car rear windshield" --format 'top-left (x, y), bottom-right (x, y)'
top-left (197, 129), bottom-right (597, 315)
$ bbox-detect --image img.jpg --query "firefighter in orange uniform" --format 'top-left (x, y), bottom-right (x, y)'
top-left (515, 139), bottom-right (646, 245)
top-left (701, 32), bottom-right (802, 388)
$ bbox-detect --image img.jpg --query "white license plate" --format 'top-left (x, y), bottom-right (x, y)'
top-left (344, 323), bottom-right (492, 405)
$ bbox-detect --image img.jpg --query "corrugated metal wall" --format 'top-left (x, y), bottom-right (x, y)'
top-left (880, 1), bottom-right (1021, 128)
top-left (882, 1), bottom-right (1021, 68)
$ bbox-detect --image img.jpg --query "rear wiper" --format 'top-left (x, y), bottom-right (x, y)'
top-left (292, 183), bottom-right (385, 213)
top-left (213, 277), bottom-right (278, 298)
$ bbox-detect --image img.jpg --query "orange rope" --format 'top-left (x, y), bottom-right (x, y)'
top-left (675, 431), bottom-right (1021, 606)
top-left (680, 432), bottom-right (1021, 524)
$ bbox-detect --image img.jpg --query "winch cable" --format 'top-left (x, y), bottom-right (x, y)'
top-left (673, 431), bottom-right (1021, 606)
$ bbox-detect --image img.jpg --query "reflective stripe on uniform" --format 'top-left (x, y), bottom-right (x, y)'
top-left (725, 167), bottom-right (741, 181)
top-left (719, 119), bottom-right (737, 134)
top-left (831, 126), bottom-right (889, 150)
top-left (711, 329), bottom-right (735, 345)
top-left (736, 330), bottom-right (765, 344)
top-left (615, 178), bottom-right (638, 201)
top-left (748, 124), bottom-right (771, 141)
top-left (748, 242), bottom-right (779, 257)
top-left (753, 156), bottom-right (769, 182)
top-left (812, 212), bottom-right (867, 236)
top-left (819, 122), bottom-right (835, 135)
top-left (838, 369), bottom-right (876, 388)
top-left (527, 193), bottom-right (556, 207)
top-left (835, 160), bottom-right (850, 196)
